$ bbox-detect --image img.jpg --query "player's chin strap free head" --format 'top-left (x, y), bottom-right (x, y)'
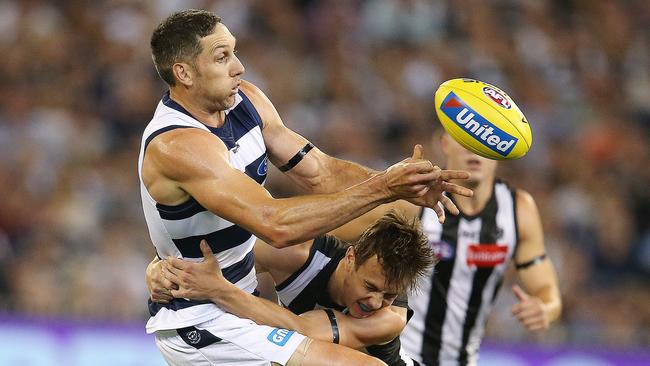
top-left (278, 143), bottom-right (314, 172)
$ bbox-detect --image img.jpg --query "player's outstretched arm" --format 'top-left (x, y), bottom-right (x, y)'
top-left (243, 81), bottom-right (472, 222)
top-left (511, 190), bottom-right (562, 331)
top-left (144, 128), bottom-right (437, 248)
top-left (242, 80), bottom-right (378, 194)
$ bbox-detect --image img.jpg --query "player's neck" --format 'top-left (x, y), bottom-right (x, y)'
top-left (453, 177), bottom-right (494, 216)
top-left (328, 261), bottom-right (347, 306)
top-left (169, 89), bottom-right (225, 127)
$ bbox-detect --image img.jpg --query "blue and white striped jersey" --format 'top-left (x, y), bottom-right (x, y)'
top-left (138, 91), bottom-right (268, 332)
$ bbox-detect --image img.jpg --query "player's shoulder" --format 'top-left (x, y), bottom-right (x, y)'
top-left (493, 177), bottom-right (538, 221)
top-left (314, 235), bottom-right (351, 258)
top-left (147, 127), bottom-right (222, 158)
top-left (239, 80), bottom-right (277, 124)
top-left (515, 188), bottom-right (538, 212)
top-left (144, 126), bottom-right (230, 183)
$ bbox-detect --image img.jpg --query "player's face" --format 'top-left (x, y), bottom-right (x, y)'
top-left (342, 251), bottom-right (399, 319)
top-left (191, 23), bottom-right (245, 111)
top-left (440, 133), bottom-right (497, 188)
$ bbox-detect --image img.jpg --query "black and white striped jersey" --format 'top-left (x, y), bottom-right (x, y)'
top-left (401, 179), bottom-right (518, 366)
top-left (275, 235), bottom-right (348, 314)
top-left (276, 235), bottom-right (413, 366)
top-left (139, 91), bottom-right (268, 332)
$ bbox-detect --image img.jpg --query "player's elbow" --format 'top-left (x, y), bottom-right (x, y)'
top-left (257, 205), bottom-right (313, 248)
top-left (263, 233), bottom-right (294, 249)
top-left (385, 313), bottom-right (408, 340)
top-left (256, 223), bottom-right (293, 248)
top-left (255, 210), bottom-right (295, 248)
top-left (361, 311), bottom-right (407, 346)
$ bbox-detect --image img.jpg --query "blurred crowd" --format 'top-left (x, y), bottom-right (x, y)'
top-left (0, 0), bottom-right (648, 349)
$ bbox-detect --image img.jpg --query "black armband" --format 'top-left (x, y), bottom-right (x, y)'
top-left (323, 308), bottom-right (340, 344)
top-left (515, 253), bottom-right (547, 270)
top-left (278, 143), bottom-right (314, 172)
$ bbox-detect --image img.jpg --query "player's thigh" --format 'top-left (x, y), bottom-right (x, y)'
top-left (286, 338), bottom-right (387, 366)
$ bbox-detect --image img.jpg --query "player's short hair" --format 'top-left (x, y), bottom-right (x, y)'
top-left (353, 210), bottom-right (435, 293)
top-left (150, 9), bottom-right (221, 86)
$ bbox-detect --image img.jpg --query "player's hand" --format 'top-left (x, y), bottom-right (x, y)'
top-left (162, 240), bottom-right (226, 301)
top-left (146, 256), bottom-right (176, 304)
top-left (511, 285), bottom-right (551, 331)
top-left (382, 145), bottom-right (438, 199)
top-left (403, 146), bottom-right (473, 223)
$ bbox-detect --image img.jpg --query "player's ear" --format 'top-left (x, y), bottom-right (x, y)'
top-left (346, 246), bottom-right (355, 269)
top-left (173, 62), bottom-right (194, 87)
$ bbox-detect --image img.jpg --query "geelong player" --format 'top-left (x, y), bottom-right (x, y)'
top-left (334, 132), bottom-right (562, 366)
top-left (140, 9), bottom-right (472, 366)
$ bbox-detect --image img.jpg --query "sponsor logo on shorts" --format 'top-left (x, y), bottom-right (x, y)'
top-left (440, 92), bottom-right (518, 157)
top-left (258, 156), bottom-right (269, 176)
top-left (467, 244), bottom-right (508, 267)
top-left (267, 328), bottom-right (295, 346)
top-left (431, 240), bottom-right (455, 261)
top-left (482, 86), bottom-right (512, 109)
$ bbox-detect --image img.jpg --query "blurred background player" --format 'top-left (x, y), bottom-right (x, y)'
top-left (334, 132), bottom-right (561, 365)
top-left (148, 211), bottom-right (434, 365)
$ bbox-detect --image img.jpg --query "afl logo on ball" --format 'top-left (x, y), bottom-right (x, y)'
top-left (482, 86), bottom-right (512, 109)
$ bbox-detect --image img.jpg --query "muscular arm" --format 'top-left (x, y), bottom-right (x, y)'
top-left (143, 126), bottom-right (436, 248)
top-left (243, 81), bottom-right (378, 194)
top-left (243, 81), bottom-right (472, 220)
top-left (512, 190), bottom-right (562, 329)
top-left (253, 238), bottom-right (312, 284)
top-left (330, 200), bottom-right (420, 242)
top-left (299, 306), bottom-right (407, 350)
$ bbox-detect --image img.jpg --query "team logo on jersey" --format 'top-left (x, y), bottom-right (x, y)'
top-left (431, 240), bottom-right (455, 261)
top-left (257, 156), bottom-right (269, 175)
top-left (467, 244), bottom-right (508, 267)
top-left (186, 330), bottom-right (201, 345)
top-left (267, 328), bottom-right (295, 346)
top-left (482, 86), bottom-right (512, 109)
top-left (231, 143), bottom-right (241, 154)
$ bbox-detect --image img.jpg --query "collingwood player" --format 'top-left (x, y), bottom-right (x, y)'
top-left (148, 211), bottom-right (434, 365)
top-left (333, 132), bottom-right (562, 366)
top-left (140, 9), bottom-right (472, 366)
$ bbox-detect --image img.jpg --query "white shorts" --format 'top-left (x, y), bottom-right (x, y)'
top-left (154, 312), bottom-right (306, 366)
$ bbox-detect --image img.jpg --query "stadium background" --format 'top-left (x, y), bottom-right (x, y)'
top-left (0, 0), bottom-right (648, 364)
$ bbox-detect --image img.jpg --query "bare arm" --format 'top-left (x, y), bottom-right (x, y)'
top-left (143, 127), bottom-right (437, 248)
top-left (162, 242), bottom-right (405, 349)
top-left (298, 306), bottom-right (407, 350)
top-left (253, 238), bottom-right (313, 284)
top-left (243, 81), bottom-right (473, 222)
top-left (244, 81), bottom-right (378, 193)
top-left (511, 190), bottom-right (562, 331)
top-left (330, 200), bottom-right (420, 242)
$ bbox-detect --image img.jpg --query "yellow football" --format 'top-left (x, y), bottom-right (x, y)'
top-left (434, 78), bottom-right (532, 160)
